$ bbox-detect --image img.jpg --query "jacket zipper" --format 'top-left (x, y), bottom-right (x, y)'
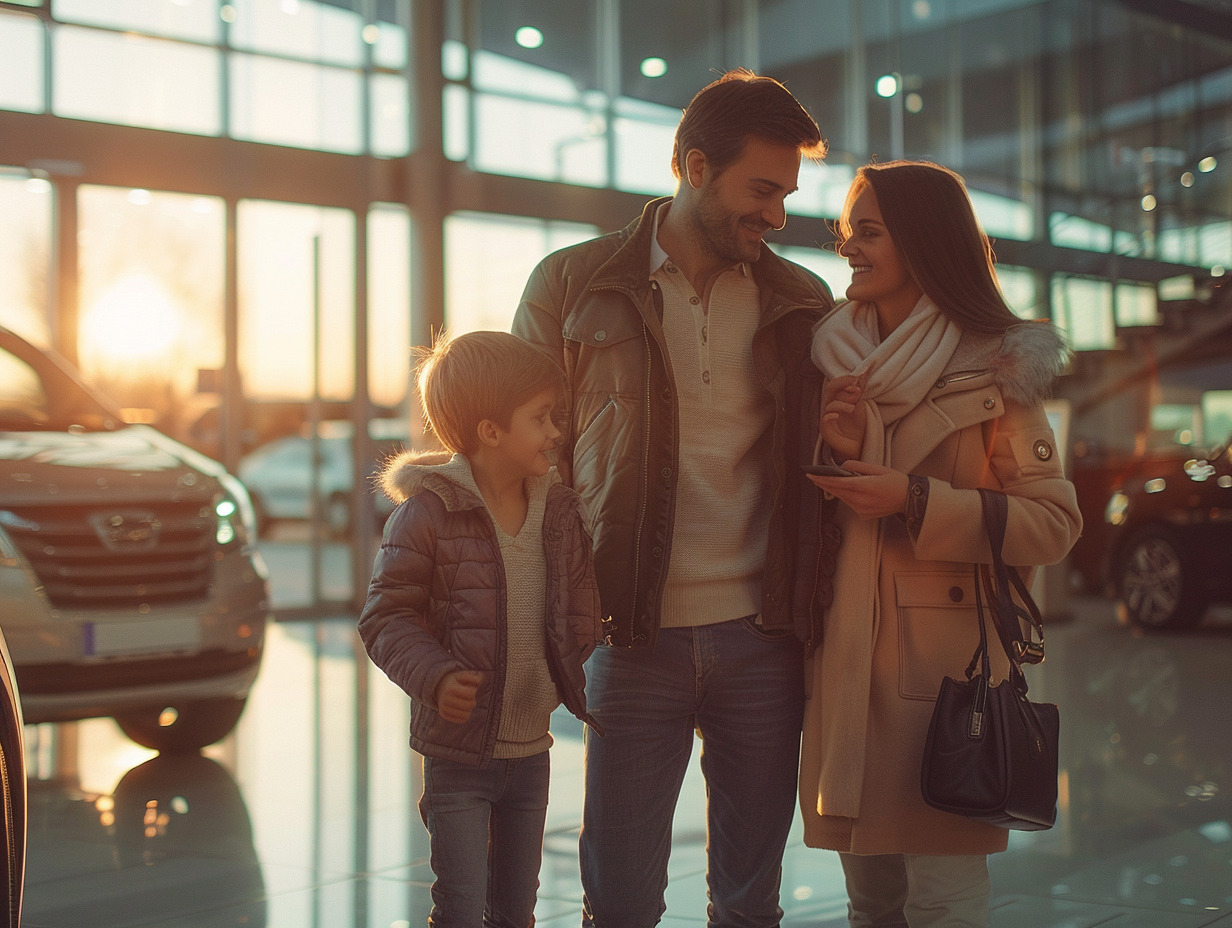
top-left (628, 322), bottom-right (655, 646)
top-left (934, 369), bottom-right (989, 389)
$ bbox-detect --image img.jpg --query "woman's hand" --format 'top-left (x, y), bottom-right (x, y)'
top-left (805, 461), bottom-right (909, 521)
top-left (820, 373), bottom-right (867, 463)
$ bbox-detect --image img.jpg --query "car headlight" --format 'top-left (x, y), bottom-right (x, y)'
top-left (216, 472), bottom-right (258, 546)
top-left (1105, 490), bottom-right (1130, 526)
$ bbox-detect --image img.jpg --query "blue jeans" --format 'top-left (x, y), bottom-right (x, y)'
top-left (580, 617), bottom-right (805, 927)
top-left (419, 751), bottom-right (551, 928)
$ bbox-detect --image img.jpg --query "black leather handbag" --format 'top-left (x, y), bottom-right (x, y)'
top-left (920, 488), bottom-right (1059, 831)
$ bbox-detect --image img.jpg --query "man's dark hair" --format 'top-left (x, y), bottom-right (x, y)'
top-left (671, 68), bottom-right (826, 179)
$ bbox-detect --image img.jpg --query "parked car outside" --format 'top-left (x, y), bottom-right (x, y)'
top-left (237, 419), bottom-right (412, 538)
top-left (1103, 432), bottom-right (1232, 630)
top-left (0, 325), bottom-right (269, 752)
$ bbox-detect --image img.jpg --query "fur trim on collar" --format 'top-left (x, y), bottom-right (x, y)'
top-left (380, 449), bottom-right (460, 504)
top-left (380, 449), bottom-right (562, 510)
top-left (989, 321), bottom-right (1071, 406)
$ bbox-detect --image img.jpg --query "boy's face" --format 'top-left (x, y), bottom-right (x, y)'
top-left (492, 388), bottom-right (561, 480)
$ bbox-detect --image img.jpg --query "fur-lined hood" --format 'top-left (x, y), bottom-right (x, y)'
top-left (379, 449), bottom-right (561, 508)
top-left (951, 320), bottom-right (1071, 407)
top-left (380, 448), bottom-right (456, 505)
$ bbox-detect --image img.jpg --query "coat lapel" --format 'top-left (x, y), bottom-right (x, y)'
top-left (891, 371), bottom-right (1002, 474)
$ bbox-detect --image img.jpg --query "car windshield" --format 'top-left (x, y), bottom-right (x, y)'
top-left (0, 330), bottom-right (124, 433)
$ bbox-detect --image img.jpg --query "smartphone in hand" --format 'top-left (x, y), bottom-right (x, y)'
top-left (801, 463), bottom-right (857, 477)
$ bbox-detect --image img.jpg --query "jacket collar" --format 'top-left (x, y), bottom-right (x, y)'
top-left (588, 196), bottom-right (830, 315)
top-left (382, 450), bottom-right (562, 514)
top-left (930, 320), bottom-right (1070, 407)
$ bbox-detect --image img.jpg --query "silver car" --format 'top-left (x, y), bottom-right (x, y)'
top-left (0, 325), bottom-right (268, 752)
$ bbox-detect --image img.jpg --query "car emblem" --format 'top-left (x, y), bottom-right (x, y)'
top-left (90, 511), bottom-right (162, 550)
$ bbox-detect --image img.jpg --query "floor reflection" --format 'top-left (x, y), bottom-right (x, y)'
top-left (16, 596), bottom-right (1232, 927)
top-left (25, 752), bottom-right (264, 927)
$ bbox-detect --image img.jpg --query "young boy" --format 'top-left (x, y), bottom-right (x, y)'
top-left (358, 330), bottom-right (602, 927)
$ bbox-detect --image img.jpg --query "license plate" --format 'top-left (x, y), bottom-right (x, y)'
top-left (83, 617), bottom-right (201, 657)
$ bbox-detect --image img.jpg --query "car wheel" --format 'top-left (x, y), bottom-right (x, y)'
top-left (1115, 527), bottom-right (1208, 630)
top-left (325, 493), bottom-right (351, 538)
top-left (114, 697), bottom-right (248, 753)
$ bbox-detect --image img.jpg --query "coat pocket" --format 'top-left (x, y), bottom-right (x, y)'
top-left (895, 570), bottom-right (980, 701)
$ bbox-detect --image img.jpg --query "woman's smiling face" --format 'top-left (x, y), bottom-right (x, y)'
top-left (838, 184), bottom-right (924, 321)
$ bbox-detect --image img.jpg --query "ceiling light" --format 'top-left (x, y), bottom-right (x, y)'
top-left (641, 57), bottom-right (667, 78)
top-left (515, 26), bottom-right (543, 49)
top-left (875, 74), bottom-right (900, 98)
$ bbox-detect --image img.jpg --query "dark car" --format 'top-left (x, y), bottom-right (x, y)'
top-left (0, 625), bottom-right (24, 928)
top-left (1103, 434), bottom-right (1232, 629)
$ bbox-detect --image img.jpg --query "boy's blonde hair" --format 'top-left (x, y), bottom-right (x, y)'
top-left (414, 330), bottom-right (565, 455)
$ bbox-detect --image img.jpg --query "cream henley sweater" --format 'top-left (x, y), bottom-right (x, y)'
top-left (650, 204), bottom-right (773, 627)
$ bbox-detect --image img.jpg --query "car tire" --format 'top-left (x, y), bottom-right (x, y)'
top-left (1115, 527), bottom-right (1208, 630)
top-left (114, 697), bottom-right (248, 753)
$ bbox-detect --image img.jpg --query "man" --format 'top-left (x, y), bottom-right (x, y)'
top-left (512, 69), bottom-right (835, 927)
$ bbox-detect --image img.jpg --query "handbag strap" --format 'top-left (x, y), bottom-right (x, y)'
top-left (978, 488), bottom-right (1046, 668)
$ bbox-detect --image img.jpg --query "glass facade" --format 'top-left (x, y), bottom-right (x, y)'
top-left (1, 0), bottom-right (1231, 605)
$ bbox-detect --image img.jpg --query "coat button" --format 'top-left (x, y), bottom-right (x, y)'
top-left (652, 546), bottom-right (663, 558)
top-left (1033, 440), bottom-right (1054, 461)
top-left (661, 467), bottom-right (672, 479)
top-left (594, 330), bottom-right (607, 342)
top-left (983, 397), bottom-right (996, 409)
top-left (949, 586), bottom-right (964, 602)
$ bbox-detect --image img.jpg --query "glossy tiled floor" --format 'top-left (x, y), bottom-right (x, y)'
top-left (18, 540), bottom-right (1232, 927)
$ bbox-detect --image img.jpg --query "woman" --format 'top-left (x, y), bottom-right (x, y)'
top-left (799, 160), bottom-right (1082, 927)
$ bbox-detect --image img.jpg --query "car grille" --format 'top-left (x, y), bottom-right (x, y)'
top-left (1, 502), bottom-right (215, 608)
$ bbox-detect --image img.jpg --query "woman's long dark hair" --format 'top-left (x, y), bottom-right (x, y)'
top-left (838, 160), bottom-right (1023, 335)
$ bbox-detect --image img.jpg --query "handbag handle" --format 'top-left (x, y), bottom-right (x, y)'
top-left (978, 488), bottom-right (1046, 667)
top-left (971, 488), bottom-right (1053, 755)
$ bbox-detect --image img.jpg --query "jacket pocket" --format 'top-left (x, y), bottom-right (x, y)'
top-left (895, 570), bottom-right (980, 701)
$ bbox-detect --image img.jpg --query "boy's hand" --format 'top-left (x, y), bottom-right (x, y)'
top-left (435, 669), bottom-right (483, 723)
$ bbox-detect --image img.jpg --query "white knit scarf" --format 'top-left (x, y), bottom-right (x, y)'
top-left (804, 296), bottom-right (961, 820)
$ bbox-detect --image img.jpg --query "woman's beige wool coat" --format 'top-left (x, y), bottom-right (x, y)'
top-left (799, 319), bottom-right (1083, 856)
